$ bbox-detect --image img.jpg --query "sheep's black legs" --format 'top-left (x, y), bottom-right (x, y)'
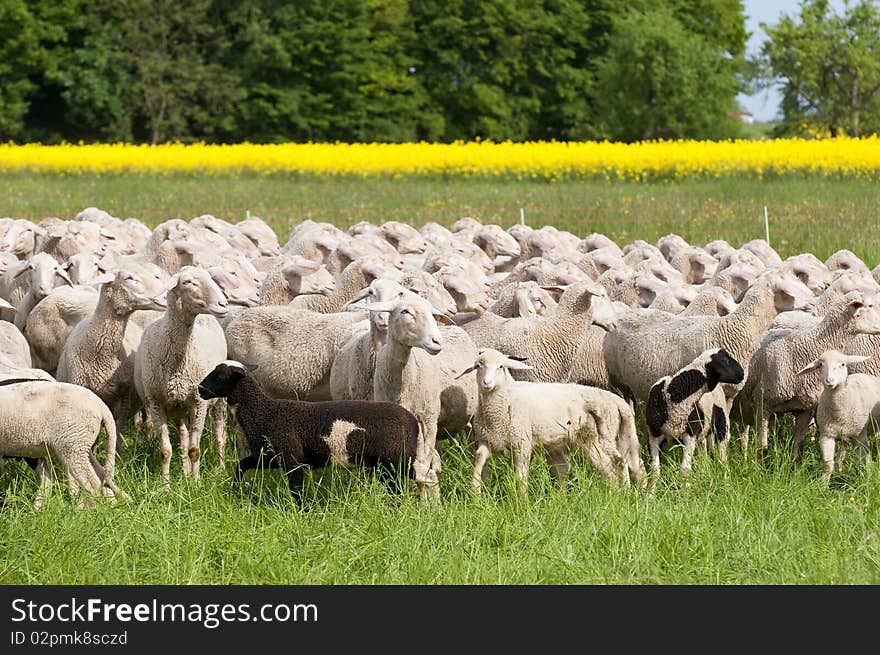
top-left (286, 468), bottom-right (304, 503)
top-left (375, 461), bottom-right (404, 495)
top-left (233, 453), bottom-right (280, 491)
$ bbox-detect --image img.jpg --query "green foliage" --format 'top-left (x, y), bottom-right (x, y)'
top-left (759, 0), bottom-right (880, 137)
top-left (593, 6), bottom-right (744, 140)
top-left (1, 0), bottom-right (749, 143)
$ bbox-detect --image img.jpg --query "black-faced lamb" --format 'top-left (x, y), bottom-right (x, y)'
top-left (645, 348), bottom-right (745, 488)
top-left (197, 361), bottom-right (428, 502)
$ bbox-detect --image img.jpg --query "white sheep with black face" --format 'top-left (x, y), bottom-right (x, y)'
top-left (645, 348), bottom-right (745, 488)
top-left (461, 348), bottom-right (645, 493)
top-left (797, 350), bottom-right (880, 485)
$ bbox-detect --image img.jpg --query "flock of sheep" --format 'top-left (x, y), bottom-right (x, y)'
top-left (0, 208), bottom-right (878, 506)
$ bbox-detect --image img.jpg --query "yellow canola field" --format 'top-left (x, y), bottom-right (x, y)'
top-left (1, 138), bottom-right (879, 179)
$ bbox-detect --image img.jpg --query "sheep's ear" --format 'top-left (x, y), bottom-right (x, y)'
top-left (433, 312), bottom-right (455, 326)
top-left (360, 300), bottom-right (397, 313)
top-left (444, 276), bottom-right (483, 296)
top-left (283, 257), bottom-right (321, 277)
top-left (55, 268), bottom-right (73, 286)
top-left (504, 358), bottom-right (533, 371)
top-left (345, 286), bottom-right (373, 309)
top-left (0, 297), bottom-right (14, 310)
top-left (99, 228), bottom-right (116, 240)
top-left (207, 266), bottom-right (237, 291)
top-left (850, 300), bottom-right (865, 316)
top-left (455, 364), bottom-right (478, 379)
top-left (796, 360), bottom-right (821, 376)
top-left (244, 363), bottom-right (259, 372)
top-left (91, 272), bottom-right (117, 286)
top-left (171, 240), bottom-right (197, 256)
top-left (13, 263), bottom-right (32, 279)
top-left (844, 355), bottom-right (870, 366)
top-left (47, 225), bottom-right (68, 239)
top-left (540, 285), bottom-right (567, 294)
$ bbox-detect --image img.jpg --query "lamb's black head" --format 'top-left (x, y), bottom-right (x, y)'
top-left (705, 348), bottom-right (744, 390)
top-left (198, 360), bottom-right (256, 399)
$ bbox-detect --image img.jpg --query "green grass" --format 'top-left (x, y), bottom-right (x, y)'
top-left (1, 173), bottom-right (880, 584)
top-left (1, 422), bottom-right (879, 584)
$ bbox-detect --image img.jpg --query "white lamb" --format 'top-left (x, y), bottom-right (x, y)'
top-left (797, 350), bottom-right (880, 485)
top-left (460, 349), bottom-right (645, 492)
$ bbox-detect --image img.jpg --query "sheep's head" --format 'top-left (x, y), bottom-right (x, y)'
top-left (66, 253), bottom-right (109, 286)
top-left (347, 279), bottom-right (410, 337)
top-left (281, 257), bottom-right (335, 297)
top-left (198, 360), bottom-right (258, 400)
top-left (93, 263), bottom-right (169, 313)
top-left (456, 348), bottom-right (532, 392)
top-left (167, 266), bottom-right (229, 318)
top-left (362, 296), bottom-right (452, 355)
top-left (15, 252), bottom-right (72, 298)
top-left (797, 350), bottom-right (870, 389)
top-left (206, 254), bottom-right (263, 307)
top-left (700, 348), bottom-right (745, 390)
top-left (1, 220), bottom-right (41, 258)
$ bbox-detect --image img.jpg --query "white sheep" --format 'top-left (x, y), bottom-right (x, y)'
top-left (134, 266), bottom-right (230, 487)
top-left (459, 349), bottom-right (645, 492)
top-left (797, 350), bottom-right (880, 484)
top-left (0, 378), bottom-right (126, 506)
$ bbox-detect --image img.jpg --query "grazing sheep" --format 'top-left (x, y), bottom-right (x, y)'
top-left (134, 267), bottom-right (230, 487)
top-left (825, 249), bottom-right (871, 276)
top-left (645, 348), bottom-right (745, 485)
top-left (258, 257), bottom-right (335, 306)
top-left (797, 350), bottom-right (880, 484)
top-left (57, 266), bottom-right (169, 436)
top-left (461, 349), bottom-right (645, 492)
top-left (0, 378), bottom-right (126, 506)
top-left (198, 361), bottom-right (429, 502)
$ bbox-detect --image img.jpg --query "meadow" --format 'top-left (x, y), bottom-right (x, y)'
top-left (1, 171), bottom-right (879, 584)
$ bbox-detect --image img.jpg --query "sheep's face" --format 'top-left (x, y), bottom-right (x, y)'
top-left (237, 219), bottom-right (280, 257)
top-left (364, 297), bottom-right (450, 355)
top-left (847, 293), bottom-right (880, 335)
top-left (66, 253), bottom-right (107, 285)
top-left (1, 221), bottom-right (39, 257)
top-left (704, 240), bottom-right (734, 260)
top-left (103, 264), bottom-right (168, 313)
top-left (286, 262), bottom-right (335, 297)
top-left (21, 253), bottom-right (72, 298)
top-left (586, 286), bottom-right (618, 331)
top-left (475, 226), bottom-right (521, 259)
top-left (714, 289), bottom-right (738, 316)
top-left (349, 279), bottom-right (408, 335)
top-left (174, 266), bottom-right (229, 317)
top-left (198, 361), bottom-right (249, 399)
top-left (786, 255), bottom-right (832, 294)
top-left (406, 273), bottom-right (457, 318)
top-left (797, 351), bottom-right (870, 389)
top-left (704, 348), bottom-right (745, 390)
top-left (770, 273), bottom-right (815, 312)
top-left (209, 258), bottom-right (262, 307)
top-left (440, 268), bottom-right (489, 313)
top-left (461, 348), bottom-right (533, 391)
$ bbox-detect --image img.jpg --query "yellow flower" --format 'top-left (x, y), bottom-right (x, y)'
top-left (0, 137), bottom-right (878, 179)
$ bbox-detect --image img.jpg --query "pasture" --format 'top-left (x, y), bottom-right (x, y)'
top-left (1, 174), bottom-right (879, 584)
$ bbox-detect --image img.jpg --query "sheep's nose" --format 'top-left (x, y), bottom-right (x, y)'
top-left (430, 336), bottom-right (443, 348)
top-left (0, 243), bottom-right (9, 252)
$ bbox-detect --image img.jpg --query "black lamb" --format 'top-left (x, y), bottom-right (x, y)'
top-left (198, 360), bottom-right (422, 502)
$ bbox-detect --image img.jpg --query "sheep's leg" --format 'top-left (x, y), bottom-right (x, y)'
top-left (792, 411), bottom-right (813, 467)
top-left (834, 440), bottom-right (849, 473)
top-left (818, 434), bottom-right (836, 486)
top-left (178, 419), bottom-right (191, 477)
top-left (33, 459), bottom-right (55, 510)
top-left (718, 436), bottom-right (730, 465)
top-left (680, 434), bottom-right (697, 478)
top-left (66, 452), bottom-right (105, 507)
top-left (211, 399), bottom-right (228, 465)
top-left (586, 441), bottom-right (617, 485)
top-left (233, 455), bottom-right (257, 492)
top-left (414, 419), bottom-right (440, 502)
top-left (648, 436), bottom-right (662, 493)
top-left (740, 425), bottom-right (750, 459)
top-left (756, 412), bottom-right (770, 458)
top-left (286, 467), bottom-right (305, 504)
top-left (471, 443), bottom-right (492, 491)
top-left (546, 449), bottom-right (571, 487)
top-left (188, 403), bottom-right (208, 484)
top-left (511, 441), bottom-right (533, 494)
top-left (152, 404), bottom-right (173, 490)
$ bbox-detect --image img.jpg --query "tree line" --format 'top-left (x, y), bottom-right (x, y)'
top-left (2, 0), bottom-right (878, 144)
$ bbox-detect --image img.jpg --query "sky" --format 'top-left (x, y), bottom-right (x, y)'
top-left (737, 0), bottom-right (848, 122)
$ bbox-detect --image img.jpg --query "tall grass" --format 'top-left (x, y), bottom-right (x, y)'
top-left (1, 421), bottom-right (878, 584)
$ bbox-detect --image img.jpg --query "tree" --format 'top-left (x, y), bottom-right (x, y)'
top-left (759, 0), bottom-right (880, 137)
top-left (592, 6), bottom-right (744, 141)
